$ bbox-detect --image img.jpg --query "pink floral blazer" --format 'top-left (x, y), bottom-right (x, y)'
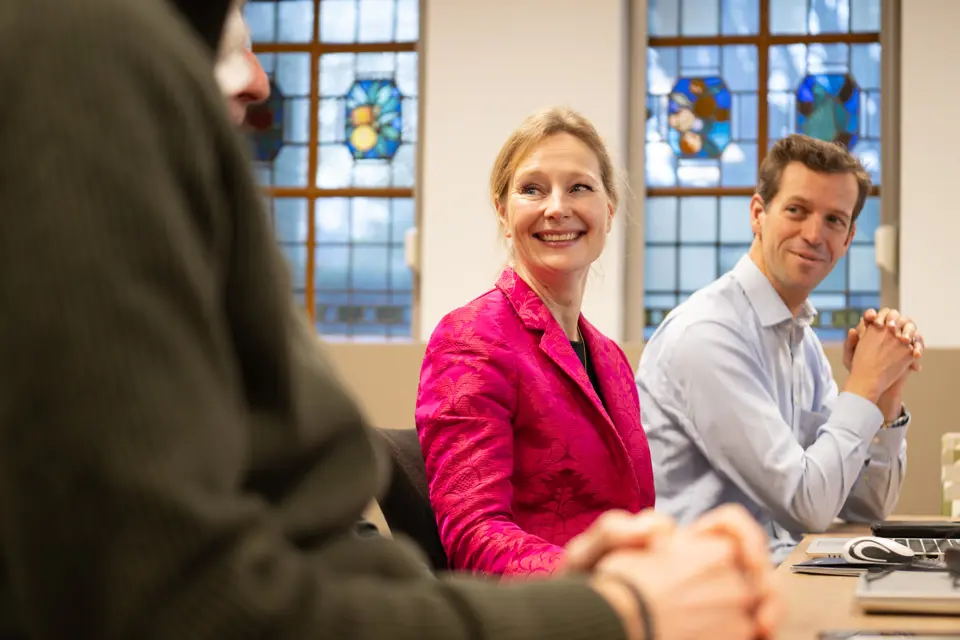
top-left (415, 268), bottom-right (655, 576)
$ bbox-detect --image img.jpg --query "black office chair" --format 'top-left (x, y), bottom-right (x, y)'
top-left (374, 427), bottom-right (449, 572)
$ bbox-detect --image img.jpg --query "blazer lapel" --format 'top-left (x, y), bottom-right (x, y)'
top-left (537, 322), bottom-right (612, 426)
top-left (579, 318), bottom-right (646, 506)
top-left (495, 268), bottom-right (613, 427)
top-left (496, 268), bottom-right (644, 508)
top-left (579, 319), bottom-right (634, 437)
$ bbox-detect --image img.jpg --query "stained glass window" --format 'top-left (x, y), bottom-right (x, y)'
top-left (768, 42), bottom-right (881, 183)
top-left (317, 52), bottom-right (417, 189)
top-left (244, 0), bottom-right (419, 340)
top-left (648, 45), bottom-right (759, 188)
top-left (644, 0), bottom-right (883, 341)
top-left (247, 53), bottom-right (312, 187)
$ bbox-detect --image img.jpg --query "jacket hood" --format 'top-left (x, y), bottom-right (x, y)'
top-left (166, 0), bottom-right (233, 52)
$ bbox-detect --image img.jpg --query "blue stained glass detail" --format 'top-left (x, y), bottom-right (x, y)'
top-left (668, 76), bottom-right (732, 158)
top-left (249, 79), bottom-right (284, 162)
top-left (344, 80), bottom-right (403, 160)
top-left (245, 54), bottom-right (311, 187)
top-left (796, 73), bottom-right (861, 149)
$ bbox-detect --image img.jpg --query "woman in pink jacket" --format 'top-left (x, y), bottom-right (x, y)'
top-left (415, 107), bottom-right (655, 577)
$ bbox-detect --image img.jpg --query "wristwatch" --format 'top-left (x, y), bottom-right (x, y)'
top-left (881, 406), bottom-right (910, 429)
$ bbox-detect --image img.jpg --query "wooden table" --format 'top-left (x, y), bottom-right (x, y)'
top-left (777, 522), bottom-right (959, 639)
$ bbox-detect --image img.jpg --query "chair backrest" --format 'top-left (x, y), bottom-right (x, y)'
top-left (374, 427), bottom-right (448, 572)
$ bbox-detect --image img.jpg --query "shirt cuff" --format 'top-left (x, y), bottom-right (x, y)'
top-left (868, 407), bottom-right (909, 461)
top-left (868, 423), bottom-right (908, 459)
top-left (832, 391), bottom-right (884, 440)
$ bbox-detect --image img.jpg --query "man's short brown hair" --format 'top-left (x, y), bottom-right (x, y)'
top-left (756, 134), bottom-right (872, 222)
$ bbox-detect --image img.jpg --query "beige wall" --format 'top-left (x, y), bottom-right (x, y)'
top-left (900, 0), bottom-right (960, 349)
top-left (329, 342), bottom-right (956, 517)
top-left (418, 0), bottom-right (629, 341)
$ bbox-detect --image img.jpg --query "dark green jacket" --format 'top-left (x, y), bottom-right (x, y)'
top-left (0, 1), bottom-right (626, 638)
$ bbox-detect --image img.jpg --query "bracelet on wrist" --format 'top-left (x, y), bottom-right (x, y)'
top-left (608, 576), bottom-right (655, 640)
top-left (881, 406), bottom-right (909, 429)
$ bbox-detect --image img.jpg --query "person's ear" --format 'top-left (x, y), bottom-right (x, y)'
top-left (749, 194), bottom-right (765, 236)
top-left (844, 220), bottom-right (857, 249)
top-left (606, 201), bottom-right (615, 233)
top-left (495, 200), bottom-right (511, 238)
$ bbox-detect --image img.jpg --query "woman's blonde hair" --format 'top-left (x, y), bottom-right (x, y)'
top-left (489, 106), bottom-right (619, 213)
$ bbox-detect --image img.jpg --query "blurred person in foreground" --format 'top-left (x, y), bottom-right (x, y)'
top-left (0, 0), bottom-right (782, 638)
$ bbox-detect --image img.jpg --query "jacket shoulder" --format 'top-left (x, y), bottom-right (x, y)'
top-left (428, 288), bottom-right (517, 342)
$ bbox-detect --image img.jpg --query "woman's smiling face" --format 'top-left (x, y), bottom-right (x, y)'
top-left (498, 132), bottom-right (614, 283)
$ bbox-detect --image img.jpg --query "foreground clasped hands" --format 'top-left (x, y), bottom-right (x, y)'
top-left (562, 504), bottom-right (784, 640)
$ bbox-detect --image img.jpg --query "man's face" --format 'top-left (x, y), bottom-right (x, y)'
top-left (750, 161), bottom-right (859, 308)
top-left (215, 7), bottom-right (270, 125)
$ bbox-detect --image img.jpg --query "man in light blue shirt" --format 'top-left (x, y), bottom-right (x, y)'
top-left (637, 135), bottom-right (924, 564)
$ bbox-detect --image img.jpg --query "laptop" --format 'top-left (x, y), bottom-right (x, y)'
top-left (807, 537), bottom-right (960, 559)
top-left (855, 569), bottom-right (960, 615)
